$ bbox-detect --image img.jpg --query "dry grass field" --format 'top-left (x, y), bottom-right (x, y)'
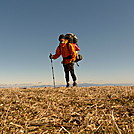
top-left (0, 86), bottom-right (133, 134)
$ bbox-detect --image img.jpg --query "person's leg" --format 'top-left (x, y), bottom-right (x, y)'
top-left (69, 63), bottom-right (77, 86)
top-left (63, 64), bottom-right (70, 87)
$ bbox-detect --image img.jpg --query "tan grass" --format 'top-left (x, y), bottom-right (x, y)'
top-left (0, 86), bottom-right (133, 133)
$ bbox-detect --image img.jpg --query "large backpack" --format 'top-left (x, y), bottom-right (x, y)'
top-left (65, 33), bottom-right (82, 63)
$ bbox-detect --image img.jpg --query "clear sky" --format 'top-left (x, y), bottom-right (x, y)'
top-left (0, 0), bottom-right (134, 85)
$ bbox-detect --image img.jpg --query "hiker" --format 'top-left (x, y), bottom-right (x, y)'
top-left (49, 34), bottom-right (79, 87)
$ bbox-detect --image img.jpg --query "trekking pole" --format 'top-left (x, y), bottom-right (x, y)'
top-left (76, 62), bottom-right (79, 67)
top-left (50, 54), bottom-right (56, 88)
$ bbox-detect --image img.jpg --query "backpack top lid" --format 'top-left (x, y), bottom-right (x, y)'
top-left (65, 34), bottom-right (74, 43)
top-left (65, 33), bottom-right (78, 44)
top-left (65, 34), bottom-right (72, 39)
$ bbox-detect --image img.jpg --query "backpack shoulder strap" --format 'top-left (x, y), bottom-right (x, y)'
top-left (66, 42), bottom-right (71, 54)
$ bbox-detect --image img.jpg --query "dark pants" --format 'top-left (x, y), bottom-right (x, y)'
top-left (63, 63), bottom-right (77, 83)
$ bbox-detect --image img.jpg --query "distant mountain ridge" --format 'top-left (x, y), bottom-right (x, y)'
top-left (1, 83), bottom-right (134, 88)
top-left (32, 83), bottom-right (134, 88)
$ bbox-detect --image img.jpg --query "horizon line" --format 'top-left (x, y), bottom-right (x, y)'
top-left (0, 82), bottom-right (134, 88)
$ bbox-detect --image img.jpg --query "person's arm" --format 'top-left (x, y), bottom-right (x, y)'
top-left (53, 46), bottom-right (61, 59)
top-left (75, 44), bottom-right (80, 51)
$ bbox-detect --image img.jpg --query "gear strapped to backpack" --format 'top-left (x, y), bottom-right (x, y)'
top-left (75, 53), bottom-right (83, 62)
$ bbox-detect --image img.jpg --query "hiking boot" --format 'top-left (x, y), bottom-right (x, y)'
top-left (66, 83), bottom-right (70, 88)
top-left (73, 81), bottom-right (77, 87)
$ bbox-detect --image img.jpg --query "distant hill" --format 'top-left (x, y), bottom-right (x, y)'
top-left (1, 83), bottom-right (134, 88)
top-left (30, 83), bottom-right (134, 88)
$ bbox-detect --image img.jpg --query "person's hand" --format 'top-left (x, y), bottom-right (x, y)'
top-left (49, 53), bottom-right (54, 59)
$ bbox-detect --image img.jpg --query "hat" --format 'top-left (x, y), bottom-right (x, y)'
top-left (58, 34), bottom-right (65, 41)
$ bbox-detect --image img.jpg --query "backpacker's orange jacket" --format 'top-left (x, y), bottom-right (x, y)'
top-left (53, 40), bottom-right (76, 64)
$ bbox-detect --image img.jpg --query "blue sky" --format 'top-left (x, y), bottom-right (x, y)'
top-left (0, 0), bottom-right (134, 85)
